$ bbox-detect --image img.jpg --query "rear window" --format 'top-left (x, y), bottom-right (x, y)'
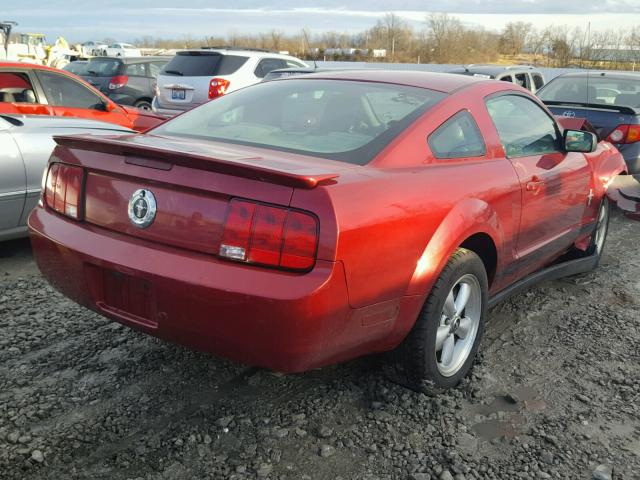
top-left (63, 62), bottom-right (89, 76)
top-left (84, 58), bottom-right (122, 77)
top-left (153, 79), bottom-right (445, 165)
top-left (538, 75), bottom-right (640, 107)
top-left (161, 52), bottom-right (248, 77)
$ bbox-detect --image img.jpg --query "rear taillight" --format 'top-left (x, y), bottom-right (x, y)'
top-left (44, 163), bottom-right (84, 220)
top-left (108, 75), bottom-right (128, 90)
top-left (208, 77), bottom-right (230, 99)
top-left (606, 124), bottom-right (640, 144)
top-left (219, 199), bottom-right (318, 271)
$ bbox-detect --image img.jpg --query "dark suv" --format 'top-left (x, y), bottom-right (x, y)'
top-left (79, 56), bottom-right (171, 110)
top-left (538, 71), bottom-right (640, 174)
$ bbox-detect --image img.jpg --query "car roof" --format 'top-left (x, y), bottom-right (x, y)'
top-left (0, 61), bottom-right (70, 73)
top-left (448, 65), bottom-right (539, 77)
top-left (84, 56), bottom-right (170, 63)
top-left (179, 48), bottom-right (301, 59)
top-left (290, 70), bottom-right (487, 94)
top-left (553, 71), bottom-right (640, 80)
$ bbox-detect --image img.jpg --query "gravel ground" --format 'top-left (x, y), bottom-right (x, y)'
top-left (1, 212), bottom-right (639, 480)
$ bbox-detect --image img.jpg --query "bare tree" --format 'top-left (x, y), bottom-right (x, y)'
top-left (499, 22), bottom-right (532, 56)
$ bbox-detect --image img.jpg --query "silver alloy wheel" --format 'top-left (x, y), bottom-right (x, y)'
top-left (435, 273), bottom-right (482, 377)
top-left (594, 200), bottom-right (609, 254)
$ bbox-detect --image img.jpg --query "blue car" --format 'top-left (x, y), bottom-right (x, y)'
top-left (538, 71), bottom-right (640, 174)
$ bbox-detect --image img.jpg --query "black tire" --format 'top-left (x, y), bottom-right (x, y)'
top-left (585, 197), bottom-right (610, 263)
top-left (134, 99), bottom-right (152, 111)
top-left (386, 248), bottom-right (488, 393)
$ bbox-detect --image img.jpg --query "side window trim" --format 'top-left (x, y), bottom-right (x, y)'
top-left (427, 109), bottom-right (487, 160)
top-left (484, 92), bottom-right (563, 159)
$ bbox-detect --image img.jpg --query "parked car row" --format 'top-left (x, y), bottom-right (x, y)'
top-left (0, 62), bottom-right (164, 131)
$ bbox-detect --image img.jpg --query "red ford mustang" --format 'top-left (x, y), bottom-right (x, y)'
top-left (28, 71), bottom-right (626, 391)
top-left (0, 62), bottom-right (164, 132)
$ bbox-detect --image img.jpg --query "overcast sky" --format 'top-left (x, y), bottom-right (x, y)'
top-left (4, 1), bottom-right (640, 43)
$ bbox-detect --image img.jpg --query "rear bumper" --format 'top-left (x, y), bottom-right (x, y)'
top-left (619, 143), bottom-right (640, 175)
top-left (28, 206), bottom-right (406, 372)
top-left (151, 97), bottom-right (192, 117)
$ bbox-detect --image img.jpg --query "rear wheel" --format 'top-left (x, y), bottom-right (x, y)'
top-left (134, 99), bottom-right (152, 111)
top-left (387, 248), bottom-right (487, 393)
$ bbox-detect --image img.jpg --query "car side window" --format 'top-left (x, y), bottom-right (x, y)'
top-left (37, 71), bottom-right (104, 109)
top-left (532, 74), bottom-right (544, 90)
top-left (148, 62), bottom-right (164, 77)
top-left (514, 73), bottom-right (528, 89)
top-left (254, 58), bottom-right (288, 78)
top-left (0, 72), bottom-right (38, 104)
top-left (428, 111), bottom-right (486, 159)
top-left (125, 63), bottom-right (146, 76)
top-left (286, 60), bottom-right (305, 68)
top-left (498, 74), bottom-right (513, 83)
top-left (486, 95), bottom-right (560, 158)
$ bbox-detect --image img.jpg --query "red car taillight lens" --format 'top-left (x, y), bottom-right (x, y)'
top-left (219, 199), bottom-right (318, 271)
top-left (606, 124), bottom-right (640, 144)
top-left (208, 77), bottom-right (230, 99)
top-left (108, 75), bottom-right (128, 90)
top-left (44, 163), bottom-right (84, 220)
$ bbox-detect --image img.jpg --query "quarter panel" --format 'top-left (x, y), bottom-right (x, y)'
top-left (325, 158), bottom-right (521, 309)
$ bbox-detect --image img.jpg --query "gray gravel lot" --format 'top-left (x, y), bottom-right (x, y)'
top-left (1, 212), bottom-right (639, 480)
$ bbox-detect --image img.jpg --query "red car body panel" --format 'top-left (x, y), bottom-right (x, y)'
top-left (28, 72), bottom-right (627, 372)
top-left (0, 62), bottom-right (164, 132)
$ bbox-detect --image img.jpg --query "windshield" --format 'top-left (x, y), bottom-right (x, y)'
top-left (153, 79), bottom-right (445, 165)
top-left (161, 52), bottom-right (248, 76)
top-left (84, 58), bottom-right (122, 77)
top-left (538, 75), bottom-right (640, 107)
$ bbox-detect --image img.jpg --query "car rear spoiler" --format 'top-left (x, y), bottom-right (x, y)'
top-left (544, 101), bottom-right (639, 116)
top-left (53, 135), bottom-right (340, 189)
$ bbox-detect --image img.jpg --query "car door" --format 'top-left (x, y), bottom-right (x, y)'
top-left (34, 69), bottom-right (132, 128)
top-left (0, 121), bottom-right (26, 233)
top-left (485, 93), bottom-right (591, 266)
top-left (0, 69), bottom-right (53, 115)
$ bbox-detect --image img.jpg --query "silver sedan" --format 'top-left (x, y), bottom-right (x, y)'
top-left (0, 115), bottom-right (133, 241)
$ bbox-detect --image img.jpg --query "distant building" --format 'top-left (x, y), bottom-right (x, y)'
top-left (590, 46), bottom-right (640, 63)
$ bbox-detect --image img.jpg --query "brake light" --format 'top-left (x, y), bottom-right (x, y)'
top-left (219, 199), bottom-right (318, 271)
top-left (44, 163), bottom-right (84, 220)
top-left (108, 75), bottom-right (128, 90)
top-left (606, 124), bottom-right (640, 144)
top-left (208, 77), bottom-right (230, 99)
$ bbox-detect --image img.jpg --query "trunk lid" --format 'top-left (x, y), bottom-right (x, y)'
top-left (52, 133), bottom-right (343, 256)
top-left (547, 104), bottom-right (639, 140)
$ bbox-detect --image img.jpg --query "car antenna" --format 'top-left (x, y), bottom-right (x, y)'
top-left (302, 29), bottom-right (317, 69)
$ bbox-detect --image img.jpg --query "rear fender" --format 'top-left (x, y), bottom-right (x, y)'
top-left (587, 142), bottom-right (628, 200)
top-left (404, 198), bottom-right (503, 298)
top-left (388, 198), bottom-right (503, 344)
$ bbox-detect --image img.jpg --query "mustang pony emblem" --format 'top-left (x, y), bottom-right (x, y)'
top-left (128, 189), bottom-right (157, 228)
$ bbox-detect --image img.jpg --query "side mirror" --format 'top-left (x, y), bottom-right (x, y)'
top-left (564, 129), bottom-right (597, 153)
top-left (94, 101), bottom-right (116, 112)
